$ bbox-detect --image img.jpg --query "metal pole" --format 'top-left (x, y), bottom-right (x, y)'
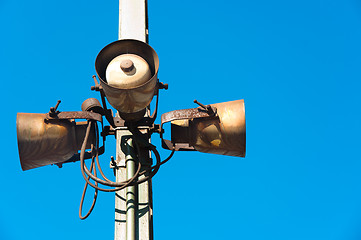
top-left (115, 128), bottom-right (153, 240)
top-left (115, 1), bottom-right (151, 240)
top-left (118, 0), bottom-right (148, 42)
top-left (125, 138), bottom-right (136, 240)
top-left (115, 129), bottom-right (131, 240)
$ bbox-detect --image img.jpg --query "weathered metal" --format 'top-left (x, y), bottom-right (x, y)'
top-left (45, 111), bottom-right (103, 122)
top-left (106, 54), bottom-right (152, 89)
top-left (160, 104), bottom-right (217, 151)
top-left (161, 107), bottom-right (215, 124)
top-left (193, 99), bottom-right (216, 116)
top-left (161, 99), bottom-right (246, 157)
top-left (49, 100), bottom-right (62, 117)
top-left (95, 39), bottom-right (159, 121)
top-left (17, 113), bottom-right (95, 171)
top-left (81, 98), bottom-right (104, 115)
top-left (120, 59), bottom-right (135, 72)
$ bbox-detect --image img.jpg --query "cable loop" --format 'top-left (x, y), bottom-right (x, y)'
top-left (78, 120), bottom-right (176, 219)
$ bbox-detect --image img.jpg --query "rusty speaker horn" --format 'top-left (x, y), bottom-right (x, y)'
top-left (16, 113), bottom-right (96, 171)
top-left (161, 99), bottom-right (246, 157)
top-left (95, 39), bottom-right (159, 121)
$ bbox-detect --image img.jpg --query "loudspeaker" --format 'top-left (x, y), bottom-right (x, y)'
top-left (165, 99), bottom-right (246, 157)
top-left (17, 113), bottom-right (93, 170)
top-left (95, 39), bottom-right (159, 121)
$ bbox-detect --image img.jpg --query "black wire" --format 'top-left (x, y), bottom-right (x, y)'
top-left (80, 121), bottom-right (138, 192)
top-left (81, 121), bottom-right (162, 188)
top-left (79, 120), bottom-right (175, 192)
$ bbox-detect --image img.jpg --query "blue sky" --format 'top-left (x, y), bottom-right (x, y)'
top-left (1, 0), bottom-right (361, 239)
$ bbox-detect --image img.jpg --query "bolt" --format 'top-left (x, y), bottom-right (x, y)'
top-left (92, 75), bottom-right (99, 85)
top-left (111, 156), bottom-right (117, 166)
top-left (159, 82), bottom-right (168, 90)
top-left (50, 100), bottom-right (61, 114)
top-left (194, 99), bottom-right (216, 116)
top-left (193, 99), bottom-right (207, 110)
top-left (120, 59), bottom-right (134, 72)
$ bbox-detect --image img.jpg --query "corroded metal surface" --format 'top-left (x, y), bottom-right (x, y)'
top-left (45, 111), bottom-right (102, 122)
top-left (17, 113), bottom-right (94, 171)
top-left (95, 39), bottom-right (159, 118)
top-left (161, 107), bottom-right (213, 123)
top-left (161, 100), bottom-right (246, 157)
top-left (81, 98), bottom-right (104, 115)
top-left (160, 107), bottom-right (214, 151)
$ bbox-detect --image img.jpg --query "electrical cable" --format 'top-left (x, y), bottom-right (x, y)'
top-left (77, 84), bottom-right (175, 218)
top-left (80, 120), bottom-right (139, 192)
top-left (81, 121), bottom-right (163, 189)
top-left (127, 126), bottom-right (162, 184)
top-left (78, 119), bottom-right (176, 214)
top-left (94, 122), bottom-right (116, 183)
top-left (79, 144), bottom-right (98, 220)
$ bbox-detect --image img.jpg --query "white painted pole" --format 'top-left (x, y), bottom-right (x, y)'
top-left (118, 0), bottom-right (148, 42)
top-left (114, 129), bottom-right (130, 240)
top-left (115, 1), bottom-right (152, 240)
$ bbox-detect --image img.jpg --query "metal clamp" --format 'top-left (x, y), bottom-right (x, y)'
top-left (46, 111), bottom-right (103, 122)
top-left (160, 101), bottom-right (218, 151)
